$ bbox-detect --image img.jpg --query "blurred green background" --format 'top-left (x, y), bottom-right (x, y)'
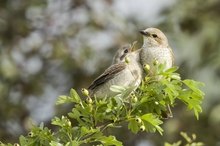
top-left (0, 0), bottom-right (220, 145)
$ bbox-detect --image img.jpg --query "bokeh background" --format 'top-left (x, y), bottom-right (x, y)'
top-left (1, 0), bottom-right (220, 145)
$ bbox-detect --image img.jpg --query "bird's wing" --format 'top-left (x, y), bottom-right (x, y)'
top-left (88, 63), bottom-right (126, 90)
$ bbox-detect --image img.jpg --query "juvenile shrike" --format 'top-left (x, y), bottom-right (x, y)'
top-left (88, 45), bottom-right (143, 98)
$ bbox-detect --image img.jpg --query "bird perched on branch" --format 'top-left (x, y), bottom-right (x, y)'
top-left (139, 28), bottom-right (174, 73)
top-left (139, 27), bottom-right (174, 118)
top-left (88, 43), bottom-right (143, 98)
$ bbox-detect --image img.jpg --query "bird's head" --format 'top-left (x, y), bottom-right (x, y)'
top-left (118, 44), bottom-right (132, 61)
top-left (112, 44), bottom-right (132, 64)
top-left (139, 28), bottom-right (168, 47)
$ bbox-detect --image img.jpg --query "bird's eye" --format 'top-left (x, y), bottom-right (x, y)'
top-left (124, 49), bottom-right (129, 54)
top-left (152, 34), bottom-right (158, 38)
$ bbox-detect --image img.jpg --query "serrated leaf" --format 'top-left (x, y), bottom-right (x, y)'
top-left (141, 113), bottom-right (163, 135)
top-left (170, 74), bottom-right (181, 80)
top-left (56, 95), bottom-right (72, 105)
top-left (96, 136), bottom-right (122, 146)
top-left (165, 66), bottom-right (179, 73)
top-left (128, 119), bottom-right (139, 134)
top-left (178, 90), bottom-right (202, 119)
top-left (183, 80), bottom-right (205, 96)
top-left (68, 141), bottom-right (80, 146)
top-left (68, 108), bottom-right (81, 119)
top-left (56, 89), bottom-right (81, 105)
top-left (70, 88), bottom-right (81, 103)
top-left (51, 117), bottom-right (61, 126)
top-left (80, 126), bottom-right (91, 137)
top-left (19, 135), bottom-right (27, 146)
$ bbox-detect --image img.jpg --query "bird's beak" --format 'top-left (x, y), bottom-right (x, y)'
top-left (139, 30), bottom-right (150, 36)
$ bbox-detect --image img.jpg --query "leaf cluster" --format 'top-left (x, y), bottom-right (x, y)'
top-left (0, 63), bottom-right (205, 146)
top-left (165, 132), bottom-right (204, 146)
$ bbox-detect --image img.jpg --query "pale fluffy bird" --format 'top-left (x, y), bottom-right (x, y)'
top-left (88, 45), bottom-right (143, 98)
top-left (139, 27), bottom-right (174, 72)
top-left (139, 28), bottom-right (174, 118)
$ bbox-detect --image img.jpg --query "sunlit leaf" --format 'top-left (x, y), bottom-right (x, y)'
top-left (183, 80), bottom-right (205, 96)
top-left (110, 85), bottom-right (126, 93)
top-left (141, 113), bottom-right (163, 135)
top-left (70, 88), bottom-right (81, 103)
top-left (128, 119), bottom-right (139, 134)
top-left (96, 136), bottom-right (123, 146)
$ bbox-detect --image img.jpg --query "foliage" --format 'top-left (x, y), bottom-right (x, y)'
top-left (0, 63), bottom-right (204, 146)
top-left (165, 132), bottom-right (204, 146)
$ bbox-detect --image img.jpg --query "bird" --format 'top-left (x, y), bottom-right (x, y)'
top-left (139, 27), bottom-right (174, 118)
top-left (88, 44), bottom-right (143, 98)
top-left (139, 28), bottom-right (174, 73)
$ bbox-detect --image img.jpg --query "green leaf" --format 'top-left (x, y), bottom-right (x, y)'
top-left (70, 88), bottom-right (81, 103)
top-left (56, 89), bottom-right (81, 105)
top-left (164, 141), bottom-right (182, 146)
top-left (50, 141), bottom-right (63, 146)
top-left (141, 113), bottom-right (163, 135)
top-left (113, 96), bottom-right (123, 107)
top-left (19, 135), bottom-right (28, 146)
top-left (183, 80), bottom-right (205, 96)
top-left (170, 73), bottom-right (181, 80)
top-left (163, 80), bottom-right (180, 101)
top-left (110, 85), bottom-right (126, 93)
top-left (165, 66), bottom-right (179, 73)
top-left (180, 132), bottom-right (192, 143)
top-left (69, 141), bottom-right (80, 146)
top-left (80, 127), bottom-right (98, 138)
top-left (56, 95), bottom-right (72, 105)
top-left (62, 141), bottom-right (80, 146)
top-left (51, 116), bottom-right (71, 128)
top-left (178, 90), bottom-right (203, 119)
top-left (128, 119), bottom-right (139, 134)
top-left (96, 136), bottom-right (123, 146)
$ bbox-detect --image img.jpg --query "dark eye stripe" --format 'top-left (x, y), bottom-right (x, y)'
top-left (124, 49), bottom-right (128, 53)
top-left (120, 54), bottom-right (126, 61)
top-left (152, 34), bottom-right (158, 38)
